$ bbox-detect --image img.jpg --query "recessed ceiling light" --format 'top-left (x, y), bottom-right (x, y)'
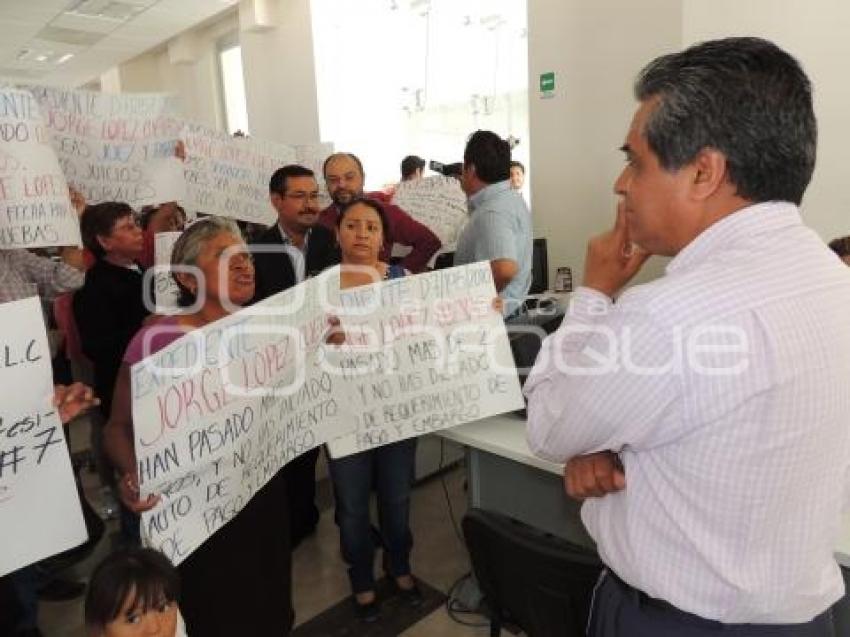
top-left (57, 53), bottom-right (75, 64)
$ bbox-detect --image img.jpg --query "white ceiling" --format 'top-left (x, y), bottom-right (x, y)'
top-left (0, 0), bottom-right (239, 87)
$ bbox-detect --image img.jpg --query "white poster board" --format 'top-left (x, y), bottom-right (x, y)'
top-left (0, 88), bottom-right (81, 249)
top-left (153, 231), bottom-right (182, 313)
top-left (0, 297), bottom-right (87, 577)
top-left (327, 262), bottom-right (524, 458)
top-left (391, 175), bottom-right (468, 251)
top-left (25, 86), bottom-right (185, 207)
top-left (181, 123), bottom-right (297, 224)
top-left (131, 268), bottom-right (351, 564)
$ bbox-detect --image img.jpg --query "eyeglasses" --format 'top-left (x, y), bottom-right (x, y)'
top-left (284, 192), bottom-right (321, 204)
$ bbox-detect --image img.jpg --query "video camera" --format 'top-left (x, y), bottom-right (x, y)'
top-left (429, 160), bottom-right (463, 178)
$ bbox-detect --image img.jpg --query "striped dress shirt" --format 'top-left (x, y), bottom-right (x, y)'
top-left (525, 201), bottom-right (850, 623)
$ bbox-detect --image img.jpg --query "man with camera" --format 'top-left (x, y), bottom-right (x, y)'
top-left (454, 130), bottom-right (533, 320)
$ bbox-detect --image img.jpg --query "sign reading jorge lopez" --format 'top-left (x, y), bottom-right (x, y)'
top-left (131, 262), bottom-right (525, 562)
top-left (25, 85), bottom-right (185, 208)
top-left (131, 269), bottom-right (350, 564)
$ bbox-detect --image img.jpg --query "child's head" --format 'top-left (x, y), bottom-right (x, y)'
top-left (85, 548), bottom-right (180, 637)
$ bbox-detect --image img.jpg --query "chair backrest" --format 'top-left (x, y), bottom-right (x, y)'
top-left (53, 292), bottom-right (88, 364)
top-left (463, 508), bottom-right (603, 637)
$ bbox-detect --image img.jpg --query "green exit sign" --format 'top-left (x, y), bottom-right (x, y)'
top-left (539, 71), bottom-right (555, 94)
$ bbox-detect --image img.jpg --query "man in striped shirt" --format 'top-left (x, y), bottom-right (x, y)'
top-left (526, 37), bottom-right (850, 636)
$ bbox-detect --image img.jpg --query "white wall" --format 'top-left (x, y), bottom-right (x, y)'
top-left (103, 0), bottom-right (850, 274)
top-left (104, 0), bottom-right (322, 145)
top-left (683, 0), bottom-right (850, 245)
top-left (240, 0), bottom-right (321, 144)
top-left (108, 13), bottom-right (235, 130)
top-left (527, 0), bottom-right (682, 288)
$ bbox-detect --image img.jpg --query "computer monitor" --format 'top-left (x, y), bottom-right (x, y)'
top-left (434, 251), bottom-right (455, 270)
top-left (529, 238), bottom-right (548, 294)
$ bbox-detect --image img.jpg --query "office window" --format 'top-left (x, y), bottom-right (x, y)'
top-left (310, 0), bottom-right (528, 191)
top-left (218, 40), bottom-right (250, 135)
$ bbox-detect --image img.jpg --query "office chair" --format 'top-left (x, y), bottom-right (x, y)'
top-left (462, 508), bottom-right (603, 637)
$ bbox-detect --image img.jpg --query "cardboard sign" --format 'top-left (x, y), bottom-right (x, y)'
top-left (181, 126), bottom-right (335, 224)
top-left (0, 296), bottom-right (86, 577)
top-left (327, 262), bottom-right (524, 457)
top-left (0, 88), bottom-right (81, 249)
top-left (131, 269), bottom-right (350, 564)
top-left (25, 86), bottom-right (185, 207)
top-left (182, 123), bottom-right (296, 224)
top-left (391, 175), bottom-right (468, 251)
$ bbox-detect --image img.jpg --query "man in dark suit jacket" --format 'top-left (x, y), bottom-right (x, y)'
top-left (252, 164), bottom-right (340, 547)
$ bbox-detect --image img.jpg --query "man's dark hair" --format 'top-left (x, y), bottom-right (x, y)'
top-left (463, 130), bottom-right (511, 184)
top-left (635, 36), bottom-right (816, 205)
top-left (322, 152), bottom-right (365, 178)
top-left (400, 155), bottom-right (425, 180)
top-left (336, 197), bottom-right (392, 244)
top-left (828, 236), bottom-right (850, 258)
top-left (269, 164), bottom-right (315, 196)
top-left (84, 548), bottom-right (179, 630)
top-left (138, 203), bottom-right (187, 230)
top-left (80, 201), bottom-right (134, 259)
top-left (510, 160), bottom-right (525, 173)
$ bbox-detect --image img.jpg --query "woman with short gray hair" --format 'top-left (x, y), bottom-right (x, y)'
top-left (102, 216), bottom-right (295, 636)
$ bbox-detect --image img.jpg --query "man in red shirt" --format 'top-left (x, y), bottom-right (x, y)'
top-left (319, 153), bottom-right (441, 273)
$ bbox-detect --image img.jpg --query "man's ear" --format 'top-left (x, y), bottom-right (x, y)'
top-left (269, 192), bottom-right (282, 209)
top-left (690, 148), bottom-right (728, 201)
top-left (96, 234), bottom-right (111, 253)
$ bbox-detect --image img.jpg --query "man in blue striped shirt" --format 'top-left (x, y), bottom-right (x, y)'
top-left (455, 130), bottom-right (533, 319)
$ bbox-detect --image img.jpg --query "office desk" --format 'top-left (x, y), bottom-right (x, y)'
top-left (439, 412), bottom-right (595, 550)
top-left (441, 413), bottom-right (850, 567)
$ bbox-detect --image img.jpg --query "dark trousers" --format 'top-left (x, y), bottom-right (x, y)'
top-left (328, 438), bottom-right (417, 594)
top-left (589, 571), bottom-right (836, 637)
top-left (178, 471), bottom-right (293, 635)
top-left (283, 447), bottom-right (320, 546)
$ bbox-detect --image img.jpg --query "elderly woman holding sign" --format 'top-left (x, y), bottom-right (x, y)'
top-left (329, 198), bottom-right (423, 622)
top-left (103, 217), bottom-right (294, 636)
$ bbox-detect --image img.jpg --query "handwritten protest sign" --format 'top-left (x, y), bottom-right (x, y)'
top-left (182, 123), bottom-right (298, 224)
top-left (0, 88), bottom-right (81, 249)
top-left (131, 268), bottom-right (351, 564)
top-left (152, 231), bottom-right (182, 313)
top-left (326, 262), bottom-right (524, 458)
top-left (25, 86), bottom-right (185, 207)
top-left (0, 297), bottom-right (86, 577)
top-left (391, 175), bottom-right (468, 251)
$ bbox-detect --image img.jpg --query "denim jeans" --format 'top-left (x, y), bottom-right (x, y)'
top-left (328, 438), bottom-right (417, 594)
